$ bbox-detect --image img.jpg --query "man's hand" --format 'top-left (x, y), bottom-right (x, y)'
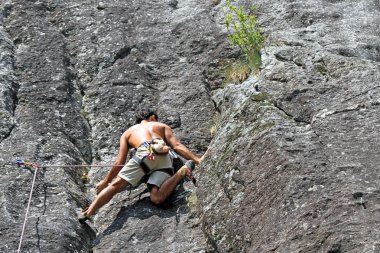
top-left (196, 147), bottom-right (211, 165)
top-left (95, 179), bottom-right (109, 194)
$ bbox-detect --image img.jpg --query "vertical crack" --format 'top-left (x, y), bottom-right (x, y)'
top-left (0, 5), bottom-right (19, 143)
top-left (0, 123), bottom-right (15, 144)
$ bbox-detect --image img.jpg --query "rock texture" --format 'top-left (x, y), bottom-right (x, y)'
top-left (0, 0), bottom-right (220, 252)
top-left (0, 0), bottom-right (379, 252)
top-left (198, 0), bottom-right (380, 252)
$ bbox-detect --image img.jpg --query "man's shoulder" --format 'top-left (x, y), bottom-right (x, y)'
top-left (128, 124), bottom-right (140, 129)
top-left (154, 122), bottom-right (171, 130)
top-left (122, 124), bottom-right (139, 135)
top-left (154, 121), bottom-right (168, 126)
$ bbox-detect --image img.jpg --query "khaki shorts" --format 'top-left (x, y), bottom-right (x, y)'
top-left (118, 145), bottom-right (173, 187)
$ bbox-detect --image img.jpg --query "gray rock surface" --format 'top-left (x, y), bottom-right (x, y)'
top-left (198, 0), bottom-right (380, 252)
top-left (0, 0), bottom-right (220, 252)
top-left (0, 0), bottom-right (379, 252)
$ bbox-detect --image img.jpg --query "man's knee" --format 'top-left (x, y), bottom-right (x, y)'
top-left (150, 187), bottom-right (165, 205)
top-left (109, 177), bottom-right (129, 193)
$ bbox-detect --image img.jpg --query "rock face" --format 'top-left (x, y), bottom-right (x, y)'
top-left (0, 0), bottom-right (220, 252)
top-left (198, 0), bottom-right (380, 252)
top-left (0, 0), bottom-right (379, 253)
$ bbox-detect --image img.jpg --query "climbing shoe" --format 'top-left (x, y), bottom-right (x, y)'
top-left (76, 208), bottom-right (97, 232)
top-left (77, 208), bottom-right (91, 224)
top-left (180, 160), bottom-right (196, 185)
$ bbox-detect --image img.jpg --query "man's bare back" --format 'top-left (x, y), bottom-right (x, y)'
top-left (121, 119), bottom-right (200, 165)
top-left (125, 122), bottom-right (168, 149)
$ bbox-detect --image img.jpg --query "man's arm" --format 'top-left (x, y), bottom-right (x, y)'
top-left (95, 132), bottom-right (129, 193)
top-left (164, 125), bottom-right (202, 164)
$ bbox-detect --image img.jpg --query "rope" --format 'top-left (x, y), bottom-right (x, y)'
top-left (17, 164), bottom-right (39, 253)
top-left (42, 164), bottom-right (119, 168)
top-left (15, 159), bottom-right (124, 169)
top-left (15, 159), bottom-right (122, 252)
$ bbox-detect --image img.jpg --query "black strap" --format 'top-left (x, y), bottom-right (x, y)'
top-left (132, 155), bottom-right (151, 175)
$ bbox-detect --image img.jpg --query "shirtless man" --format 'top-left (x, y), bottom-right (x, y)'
top-left (79, 109), bottom-right (205, 221)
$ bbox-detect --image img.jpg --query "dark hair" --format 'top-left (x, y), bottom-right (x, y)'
top-left (135, 109), bottom-right (158, 123)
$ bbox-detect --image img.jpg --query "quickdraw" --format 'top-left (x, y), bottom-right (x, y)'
top-left (143, 141), bottom-right (156, 161)
top-left (16, 159), bottom-right (39, 169)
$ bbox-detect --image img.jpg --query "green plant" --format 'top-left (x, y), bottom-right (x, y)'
top-left (224, 0), bottom-right (264, 70)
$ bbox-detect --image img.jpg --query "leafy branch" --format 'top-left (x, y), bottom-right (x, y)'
top-left (225, 0), bottom-right (264, 69)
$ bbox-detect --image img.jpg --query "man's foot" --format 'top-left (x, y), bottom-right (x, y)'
top-left (178, 160), bottom-right (196, 185)
top-left (77, 208), bottom-right (91, 224)
top-left (76, 208), bottom-right (98, 232)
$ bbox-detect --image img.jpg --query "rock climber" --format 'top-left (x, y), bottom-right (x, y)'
top-left (78, 108), bottom-right (207, 222)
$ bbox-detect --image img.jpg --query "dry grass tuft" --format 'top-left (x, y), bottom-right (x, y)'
top-left (224, 61), bottom-right (252, 84)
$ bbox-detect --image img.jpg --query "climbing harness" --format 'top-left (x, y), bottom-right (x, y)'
top-left (131, 140), bottom-right (176, 180)
top-left (131, 141), bottom-right (155, 176)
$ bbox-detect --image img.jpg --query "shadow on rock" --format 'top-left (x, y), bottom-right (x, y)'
top-left (93, 185), bottom-right (192, 246)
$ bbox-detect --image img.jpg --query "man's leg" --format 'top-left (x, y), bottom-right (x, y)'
top-left (83, 177), bottom-right (129, 217)
top-left (150, 166), bottom-right (188, 205)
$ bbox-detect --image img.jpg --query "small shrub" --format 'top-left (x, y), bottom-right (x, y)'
top-left (224, 0), bottom-right (264, 70)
